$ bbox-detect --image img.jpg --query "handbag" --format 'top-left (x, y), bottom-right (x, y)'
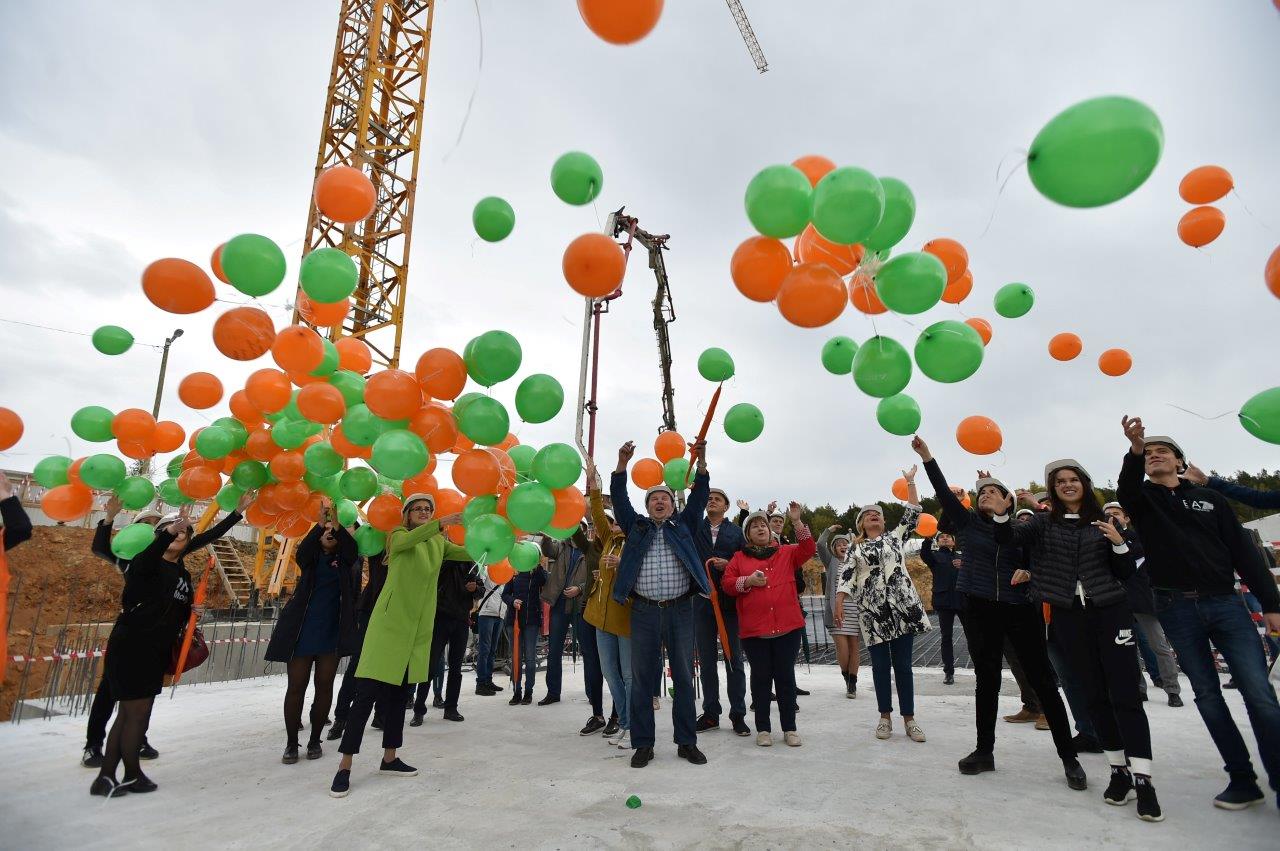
top-left (166, 626), bottom-right (208, 675)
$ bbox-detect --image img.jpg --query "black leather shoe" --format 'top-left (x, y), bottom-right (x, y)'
top-left (731, 715), bottom-right (751, 737)
top-left (89, 776), bottom-right (128, 798)
top-left (282, 743), bottom-right (300, 764)
top-left (476, 683), bottom-right (496, 696)
top-left (508, 694), bottom-right (522, 706)
top-left (631, 746), bottom-right (654, 768)
top-left (537, 695), bottom-right (560, 706)
top-left (432, 695), bottom-right (445, 709)
top-left (794, 687), bottom-right (810, 696)
top-left (306, 741), bottom-right (323, 760)
top-left (121, 774), bottom-right (158, 793)
top-left (958, 750), bottom-right (995, 775)
top-left (677, 744), bottom-right (707, 765)
top-left (695, 714), bottom-right (720, 732)
top-left (1063, 758), bottom-right (1088, 791)
top-left (602, 718), bottom-right (620, 737)
top-left (443, 709), bottom-right (464, 722)
top-left (1071, 732), bottom-right (1104, 754)
top-left (409, 713), bottom-right (424, 727)
top-left (138, 742), bottom-right (160, 760)
top-left (521, 694), bottom-right (532, 705)
top-left (81, 745), bottom-right (104, 768)
top-left (1168, 693), bottom-right (1184, 708)
top-left (943, 674), bottom-right (955, 685)
top-left (326, 721), bottom-right (345, 741)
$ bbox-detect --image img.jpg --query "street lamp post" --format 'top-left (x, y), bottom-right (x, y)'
top-left (152, 328), bottom-right (184, 420)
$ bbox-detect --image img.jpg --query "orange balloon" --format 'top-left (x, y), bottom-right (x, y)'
top-left (415, 348), bottom-right (468, 400)
top-left (577, 0), bottom-right (663, 44)
top-left (221, 452), bottom-right (246, 475)
top-left (228, 391), bottom-right (264, 428)
top-left (849, 272), bottom-right (888, 315)
top-left (794, 224), bottom-right (864, 275)
top-left (1048, 332), bottom-right (1083, 362)
top-left (891, 477), bottom-right (909, 501)
top-left (42, 484), bottom-right (94, 522)
top-left (212, 306), bottom-right (276, 361)
top-left (288, 370), bottom-right (328, 388)
top-left (330, 424), bottom-right (372, 460)
top-left (654, 431), bottom-right (685, 463)
top-left (244, 501), bottom-right (275, 528)
top-left (497, 433), bottom-right (520, 452)
top-left (956, 415), bottom-right (1002, 456)
top-left (256, 484), bottom-right (283, 514)
top-left (563, 233), bottom-right (625, 298)
top-left (552, 487), bottom-right (587, 528)
top-left (962, 493), bottom-right (972, 510)
top-left (178, 467), bottom-right (222, 500)
top-left (335, 337), bottom-right (373, 375)
top-left (777, 263), bottom-right (846, 328)
top-left (922, 238), bottom-right (969, 284)
top-left (631, 458), bottom-right (663, 489)
top-left (299, 492), bottom-right (325, 523)
top-left (791, 155), bottom-right (836, 188)
top-left (965, 317), bottom-right (992, 346)
top-left (150, 420), bottom-right (186, 453)
top-left (211, 243), bottom-right (230, 284)
top-left (452, 433), bottom-right (475, 455)
top-left (178, 372), bottom-right (224, 410)
top-left (66, 457), bottom-right (87, 488)
top-left (941, 269), bottom-right (973, 305)
top-left (406, 403), bottom-right (458, 454)
top-left (365, 369), bottom-right (423, 420)
top-left (183, 449), bottom-right (223, 473)
top-left (314, 165), bottom-right (376, 223)
top-left (297, 382), bottom-right (346, 424)
top-left (488, 561), bottom-right (516, 584)
top-left (402, 471), bottom-right (439, 497)
top-left (117, 438), bottom-right (151, 461)
top-left (142, 258), bottom-right (216, 315)
top-left (1266, 245), bottom-right (1280, 300)
top-left (298, 293), bottom-right (350, 327)
top-left (0, 407), bottom-right (22, 451)
top-left (245, 369), bottom-right (293, 414)
top-left (435, 488), bottom-right (466, 516)
top-left (271, 325), bottom-right (325, 374)
top-left (367, 493), bottom-right (404, 532)
top-left (491, 449), bottom-right (517, 493)
top-left (1178, 165), bottom-right (1233, 205)
top-left (1178, 205), bottom-right (1225, 248)
top-left (444, 523), bottom-right (466, 545)
top-left (730, 236), bottom-right (792, 303)
top-left (452, 448), bottom-right (501, 496)
top-left (275, 480), bottom-right (311, 511)
top-left (245, 428), bottom-right (280, 462)
top-left (1098, 348), bottom-right (1132, 377)
top-left (277, 515), bottom-right (313, 539)
top-left (111, 408), bottom-right (156, 443)
top-left (915, 514), bottom-right (939, 537)
top-left (270, 450), bottom-right (307, 482)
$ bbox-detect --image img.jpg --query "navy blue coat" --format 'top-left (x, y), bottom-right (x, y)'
top-left (609, 470), bottom-right (711, 603)
top-left (695, 516), bottom-right (745, 589)
top-left (502, 566), bottom-right (547, 628)
top-left (920, 537), bottom-right (964, 611)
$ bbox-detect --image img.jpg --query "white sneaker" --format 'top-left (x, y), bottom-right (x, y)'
top-left (614, 729), bottom-right (631, 750)
top-left (783, 731), bottom-right (802, 747)
top-left (875, 717), bottom-right (892, 740)
top-left (904, 719), bottom-right (926, 743)
top-left (756, 731), bottom-right (773, 747)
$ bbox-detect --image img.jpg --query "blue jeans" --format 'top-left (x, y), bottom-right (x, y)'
top-left (476, 616), bottom-right (503, 684)
top-left (575, 610), bottom-right (605, 716)
top-left (509, 620), bottom-right (539, 697)
top-left (693, 595), bottom-right (746, 719)
top-left (1243, 591), bottom-right (1280, 664)
top-left (629, 596), bottom-right (697, 749)
top-left (867, 633), bottom-right (915, 716)
top-left (1156, 592), bottom-right (1280, 793)
top-left (597, 630), bottom-right (632, 730)
top-left (545, 603), bottom-right (575, 699)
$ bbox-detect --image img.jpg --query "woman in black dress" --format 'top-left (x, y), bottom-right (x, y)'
top-left (91, 494), bottom-right (251, 798)
top-left (264, 504), bottom-right (361, 763)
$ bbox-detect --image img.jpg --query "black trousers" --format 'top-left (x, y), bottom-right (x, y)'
top-left (1003, 638), bottom-right (1042, 713)
top-left (1051, 599), bottom-right (1152, 767)
top-left (936, 608), bottom-right (960, 677)
top-left (741, 629), bottom-right (803, 734)
top-left (965, 595), bottom-right (1075, 759)
top-left (416, 615), bottom-right (468, 712)
top-left (85, 677), bottom-right (116, 749)
top-left (334, 611), bottom-right (370, 723)
top-left (338, 674), bottom-right (411, 756)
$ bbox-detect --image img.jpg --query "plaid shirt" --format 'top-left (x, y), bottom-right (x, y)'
top-left (633, 526), bottom-right (691, 601)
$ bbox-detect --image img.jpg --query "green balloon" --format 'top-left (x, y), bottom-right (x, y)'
top-left (309, 338), bottom-right (340, 378)
top-left (821, 336), bottom-right (859, 375)
top-left (542, 524), bottom-right (579, 541)
top-left (852, 335), bottom-right (912, 398)
top-left (377, 473), bottom-right (404, 496)
top-left (215, 483), bottom-right (246, 512)
top-left (508, 539), bottom-right (541, 572)
top-left (220, 233), bottom-right (286, 297)
top-left (303, 471), bottom-right (341, 500)
top-left (550, 151), bottom-right (603, 206)
top-left (299, 247), bottom-right (358, 303)
top-left (723, 403), bottom-right (765, 443)
top-left (876, 394), bottom-right (922, 436)
top-left (862, 177), bottom-right (915, 252)
top-left (464, 513), bottom-right (516, 563)
top-left (453, 391), bottom-right (484, 420)
top-left (329, 370), bottom-right (366, 406)
top-left (994, 283), bottom-right (1036, 319)
top-left (80, 454), bottom-right (126, 490)
top-left (231, 460), bottom-right (269, 489)
top-left (157, 477), bottom-right (193, 506)
top-left (110, 523), bottom-right (156, 560)
top-left (463, 495), bottom-right (499, 527)
top-left (744, 164), bottom-right (812, 239)
top-left (341, 404), bottom-right (387, 446)
top-left (115, 476), bottom-right (156, 510)
top-left (456, 396), bottom-right (510, 447)
top-left (811, 167), bottom-right (885, 245)
top-left (875, 252), bottom-right (947, 315)
top-left (465, 330), bottom-right (522, 387)
top-left (340, 466), bottom-right (379, 501)
top-left (1028, 96), bottom-right (1163, 208)
top-left (280, 390), bottom-right (304, 422)
top-left (304, 441), bottom-right (344, 477)
top-left (166, 454), bottom-right (186, 479)
top-left (71, 406), bottom-right (115, 442)
top-left (354, 525), bottom-right (386, 556)
top-left (335, 498), bottom-right (358, 527)
top-left (271, 419), bottom-right (318, 450)
top-left (508, 444), bottom-right (537, 482)
top-left (1240, 387), bottom-right (1280, 445)
top-left (663, 457), bottom-right (691, 490)
top-left (92, 325), bottom-right (134, 356)
top-left (514, 374), bottom-right (564, 424)
top-left (914, 320), bottom-right (985, 384)
top-left (473, 196), bottom-right (516, 242)
top-left (506, 483), bottom-right (556, 532)
top-left (532, 443), bottom-right (581, 490)
top-left (195, 426), bottom-right (236, 460)
top-left (210, 417), bottom-right (249, 449)
top-left (33, 456), bottom-right (72, 488)
top-left (370, 429), bottom-right (429, 479)
top-left (697, 348), bottom-right (735, 382)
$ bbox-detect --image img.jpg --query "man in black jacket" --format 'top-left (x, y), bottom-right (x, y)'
top-left (412, 559), bottom-right (482, 724)
top-left (693, 488), bottom-right (748, 736)
top-left (1118, 416), bottom-right (1280, 812)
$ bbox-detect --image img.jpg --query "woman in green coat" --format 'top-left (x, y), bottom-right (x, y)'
top-left (330, 493), bottom-right (465, 798)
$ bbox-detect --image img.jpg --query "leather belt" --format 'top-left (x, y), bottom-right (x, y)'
top-left (630, 589), bottom-right (696, 608)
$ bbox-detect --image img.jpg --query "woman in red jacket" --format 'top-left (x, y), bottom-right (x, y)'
top-left (722, 502), bottom-right (815, 748)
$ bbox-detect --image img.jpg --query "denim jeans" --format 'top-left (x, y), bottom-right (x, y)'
top-left (476, 615), bottom-right (503, 685)
top-left (509, 620), bottom-right (539, 697)
top-left (868, 633), bottom-right (915, 716)
top-left (545, 603), bottom-right (575, 699)
top-left (693, 595), bottom-right (746, 719)
top-left (1156, 591), bottom-right (1280, 793)
top-left (597, 630), bottom-right (632, 730)
top-left (629, 596), bottom-right (697, 749)
top-left (575, 610), bottom-right (604, 716)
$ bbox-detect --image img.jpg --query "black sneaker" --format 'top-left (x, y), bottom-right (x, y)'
top-left (944, 674), bottom-right (955, 685)
top-left (120, 774), bottom-right (158, 793)
top-left (89, 776), bottom-right (128, 798)
top-left (1135, 776), bottom-right (1163, 822)
top-left (1104, 767), bottom-right (1135, 806)
top-left (329, 768), bottom-right (351, 798)
top-left (695, 714), bottom-right (720, 733)
top-left (138, 743), bottom-right (159, 761)
top-left (327, 720), bottom-right (345, 741)
top-left (521, 694), bottom-right (532, 705)
top-left (307, 741), bottom-right (323, 760)
top-left (677, 744), bottom-right (708, 765)
top-left (379, 757), bottom-right (418, 777)
top-left (731, 715), bottom-right (751, 737)
top-left (1071, 732), bottom-right (1104, 754)
top-left (509, 694), bottom-right (522, 706)
top-left (602, 718), bottom-right (620, 737)
top-left (81, 745), bottom-right (104, 769)
top-left (432, 695), bottom-right (445, 709)
top-left (282, 743), bottom-right (300, 764)
top-left (409, 713), bottom-right (425, 727)
top-left (631, 746), bottom-right (654, 768)
top-left (580, 716), bottom-right (606, 736)
top-left (1168, 693), bottom-right (1184, 708)
top-left (537, 695), bottom-right (560, 706)
top-left (476, 683), bottom-right (496, 696)
top-left (488, 681), bottom-right (504, 692)
top-left (1063, 758), bottom-right (1088, 791)
top-left (795, 687), bottom-right (810, 696)
top-left (1213, 778), bottom-right (1266, 810)
top-left (958, 750), bottom-right (995, 775)
top-left (443, 709), bottom-right (464, 722)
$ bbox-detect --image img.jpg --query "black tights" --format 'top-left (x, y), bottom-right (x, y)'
top-left (284, 654), bottom-right (340, 745)
top-left (98, 697), bottom-right (153, 783)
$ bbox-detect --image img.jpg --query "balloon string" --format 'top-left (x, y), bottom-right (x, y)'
top-left (978, 150), bottom-right (1028, 239)
top-left (1231, 188), bottom-right (1275, 233)
top-left (441, 0), bottom-right (485, 163)
top-left (1165, 402), bottom-right (1237, 421)
top-left (0, 317), bottom-right (164, 349)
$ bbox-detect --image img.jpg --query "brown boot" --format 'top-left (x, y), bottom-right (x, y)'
top-left (1034, 714), bottom-right (1050, 731)
top-left (1003, 708), bottom-right (1039, 724)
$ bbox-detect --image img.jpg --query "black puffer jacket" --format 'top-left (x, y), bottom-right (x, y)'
top-left (1120, 528), bottom-right (1155, 615)
top-left (993, 512), bottom-right (1136, 608)
top-left (357, 552), bottom-right (389, 616)
top-left (265, 524), bottom-right (361, 661)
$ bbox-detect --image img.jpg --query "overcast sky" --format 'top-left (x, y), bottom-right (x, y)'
top-left (2, 1), bottom-right (1279, 512)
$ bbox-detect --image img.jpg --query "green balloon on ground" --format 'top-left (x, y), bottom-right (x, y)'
top-left (115, 476), bottom-right (156, 510)
top-left (463, 495), bottom-right (499, 527)
top-left (299, 247), bottom-right (358, 303)
top-left (465, 330), bottom-right (522, 387)
top-left (551, 151), bottom-right (603, 206)
top-left (473, 196), bottom-right (516, 242)
top-left (157, 477), bottom-right (193, 506)
top-left (514, 374), bottom-right (564, 424)
top-left (340, 466), bottom-right (379, 501)
top-left (354, 525), bottom-right (386, 556)
top-left (232, 460), bottom-right (269, 490)
top-left (626, 795), bottom-right (642, 810)
top-left (33, 456), bottom-right (72, 488)
top-left (875, 252), bottom-right (946, 315)
top-left (821, 336), bottom-right (858, 375)
top-left (876, 394), bottom-right (922, 436)
top-left (464, 513), bottom-right (516, 563)
top-left (329, 370), bottom-right (366, 406)
top-left (697, 348), bottom-right (735, 382)
top-left (532, 443), bottom-right (582, 489)
top-left (71, 406), bottom-right (115, 442)
top-left (542, 524), bottom-right (578, 541)
top-left (456, 396), bottom-right (510, 447)
top-left (663, 457), bottom-right (691, 490)
top-left (215, 483), bottom-right (246, 512)
top-left (1028, 96), bottom-right (1163, 208)
top-left (220, 233), bottom-right (287, 297)
top-left (304, 441), bottom-right (344, 477)
top-left (994, 283), bottom-right (1036, 318)
top-left (723, 403), bottom-right (765, 443)
top-left (371, 429), bottom-right (429, 479)
top-left (80, 454), bottom-right (127, 490)
top-left (862, 177), bottom-right (916, 252)
top-left (811, 167), bottom-right (884, 245)
top-left (341, 404), bottom-right (387, 445)
top-left (335, 498), bottom-right (358, 527)
top-left (744, 164), bottom-right (812, 239)
top-left (1239, 387), bottom-right (1280, 445)
top-left (309, 338), bottom-right (340, 377)
top-left (853, 335), bottom-right (912, 398)
top-left (506, 482), bottom-right (556, 532)
top-left (211, 417), bottom-right (249, 449)
top-left (92, 326), bottom-right (134, 356)
top-left (508, 539), bottom-right (541, 572)
top-left (111, 523), bottom-right (156, 560)
top-left (914, 320), bottom-right (985, 384)
top-left (508, 444), bottom-right (537, 482)
top-left (195, 426), bottom-right (236, 460)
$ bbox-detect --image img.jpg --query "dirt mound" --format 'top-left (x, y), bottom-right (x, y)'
top-left (800, 554), bottom-right (935, 610)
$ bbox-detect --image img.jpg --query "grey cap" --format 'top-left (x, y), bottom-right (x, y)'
top-left (974, 477), bottom-right (1009, 496)
top-left (645, 484), bottom-right (675, 507)
top-left (1102, 501), bottom-right (1123, 512)
top-left (742, 510), bottom-right (771, 534)
top-left (1015, 508), bottom-right (1035, 518)
top-left (1143, 435), bottom-right (1185, 459)
top-left (708, 487), bottom-right (729, 504)
top-left (133, 508), bottom-right (163, 524)
top-left (1043, 458), bottom-right (1092, 486)
top-left (402, 492), bottom-right (436, 520)
top-left (1033, 491), bottom-right (1049, 503)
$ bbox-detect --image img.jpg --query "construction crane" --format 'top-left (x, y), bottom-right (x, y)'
top-left (725, 0), bottom-right (768, 73)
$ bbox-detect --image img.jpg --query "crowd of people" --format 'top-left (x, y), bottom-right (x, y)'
top-left (3, 415), bottom-right (1277, 824)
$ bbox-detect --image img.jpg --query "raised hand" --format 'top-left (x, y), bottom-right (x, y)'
top-left (616, 441), bottom-right (636, 472)
top-left (1183, 463), bottom-right (1208, 486)
top-left (1121, 415), bottom-right (1145, 453)
top-left (980, 489), bottom-right (1013, 515)
top-left (910, 435), bottom-right (931, 461)
top-left (1092, 519), bottom-right (1124, 545)
top-left (787, 501), bottom-right (804, 523)
top-left (1016, 489), bottom-right (1038, 507)
top-left (902, 464), bottom-right (918, 483)
top-left (1011, 569), bottom-right (1031, 585)
top-left (436, 512), bottom-right (462, 527)
top-left (976, 470), bottom-right (992, 480)
top-left (236, 490), bottom-right (256, 513)
top-left (736, 499), bottom-right (750, 512)
top-left (690, 438), bottom-right (708, 470)
top-left (104, 493), bottom-right (122, 520)
top-left (766, 500), bottom-right (778, 514)
top-left (585, 456), bottom-right (599, 489)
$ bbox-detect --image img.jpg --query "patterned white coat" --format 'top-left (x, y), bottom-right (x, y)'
top-left (837, 504), bottom-right (932, 646)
